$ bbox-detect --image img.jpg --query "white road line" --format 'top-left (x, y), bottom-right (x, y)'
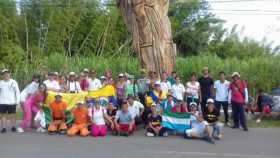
top-left (133, 150), bottom-right (279, 158)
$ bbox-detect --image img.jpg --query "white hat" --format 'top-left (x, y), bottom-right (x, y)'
top-left (69, 72), bottom-right (76, 76)
top-left (206, 98), bottom-right (214, 104)
top-left (155, 81), bottom-right (161, 86)
top-left (76, 101), bottom-right (85, 105)
top-left (231, 72), bottom-right (240, 77)
top-left (1, 69), bottom-right (10, 74)
top-left (151, 102), bottom-right (157, 107)
top-left (100, 76), bottom-right (106, 79)
top-left (118, 73), bottom-right (124, 77)
top-left (55, 93), bottom-right (62, 97)
top-left (54, 72), bottom-right (59, 76)
top-left (190, 102), bottom-right (197, 107)
top-left (83, 68), bottom-right (89, 72)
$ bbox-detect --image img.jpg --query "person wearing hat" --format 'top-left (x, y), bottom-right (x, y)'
top-left (79, 72), bottom-right (89, 91)
top-left (48, 93), bottom-right (68, 134)
top-left (66, 72), bottom-right (81, 93)
top-left (114, 101), bottom-right (136, 136)
top-left (214, 71), bottom-right (230, 126)
top-left (171, 76), bottom-right (185, 101)
top-left (43, 72), bottom-right (61, 92)
top-left (161, 92), bottom-right (175, 112)
top-left (116, 73), bottom-right (126, 107)
top-left (185, 103), bottom-right (215, 144)
top-left (124, 75), bottom-right (139, 99)
top-left (204, 98), bottom-right (223, 140)
top-left (198, 67), bottom-right (214, 117)
top-left (20, 74), bottom-right (41, 104)
top-left (127, 94), bottom-right (144, 125)
top-left (0, 69), bottom-right (20, 133)
top-left (88, 69), bottom-right (102, 91)
top-left (229, 72), bottom-right (249, 131)
top-left (17, 84), bottom-right (47, 133)
top-left (100, 76), bottom-right (107, 86)
top-left (146, 104), bottom-right (168, 137)
top-left (89, 99), bottom-right (114, 137)
top-left (67, 101), bottom-right (90, 137)
top-left (186, 72), bottom-right (201, 107)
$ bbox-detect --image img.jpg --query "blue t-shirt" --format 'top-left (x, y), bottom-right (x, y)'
top-left (190, 115), bottom-right (205, 131)
top-left (116, 110), bottom-right (133, 124)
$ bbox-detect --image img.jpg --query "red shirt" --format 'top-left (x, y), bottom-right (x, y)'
top-left (80, 79), bottom-right (89, 91)
top-left (230, 80), bottom-right (247, 104)
top-left (171, 106), bottom-right (188, 113)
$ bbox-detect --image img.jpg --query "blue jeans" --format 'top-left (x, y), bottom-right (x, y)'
top-left (232, 101), bottom-right (247, 129)
top-left (210, 122), bottom-right (223, 137)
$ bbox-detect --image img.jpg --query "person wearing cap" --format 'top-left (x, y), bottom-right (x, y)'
top-left (0, 69), bottom-right (21, 133)
top-left (124, 75), bottom-right (139, 99)
top-left (229, 72), bottom-right (249, 131)
top-left (124, 72), bottom-right (131, 85)
top-left (89, 99), bottom-right (114, 137)
top-left (161, 92), bottom-right (175, 112)
top-left (67, 101), bottom-right (90, 137)
top-left (214, 71), bottom-right (230, 126)
top-left (171, 76), bottom-right (185, 101)
top-left (146, 81), bottom-right (167, 107)
top-left (66, 72), bottom-right (81, 93)
top-left (185, 103), bottom-right (215, 144)
top-left (160, 71), bottom-right (172, 95)
top-left (17, 84), bottom-right (47, 133)
top-left (116, 73), bottom-right (126, 107)
top-left (171, 100), bottom-right (188, 113)
top-left (88, 69), bottom-right (102, 91)
top-left (20, 74), bottom-right (40, 104)
top-left (114, 101), bottom-right (136, 136)
top-left (83, 68), bottom-right (89, 77)
top-left (167, 71), bottom-right (177, 86)
top-left (146, 104), bottom-right (168, 137)
top-left (127, 95), bottom-right (144, 125)
top-left (186, 72), bottom-right (201, 107)
top-left (204, 98), bottom-right (223, 140)
top-left (100, 76), bottom-right (107, 86)
top-left (198, 67), bottom-right (214, 116)
top-left (43, 72), bottom-right (61, 92)
top-left (48, 93), bottom-right (68, 134)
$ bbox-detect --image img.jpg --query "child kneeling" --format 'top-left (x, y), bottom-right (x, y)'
top-left (146, 104), bottom-right (168, 137)
top-left (67, 101), bottom-right (90, 137)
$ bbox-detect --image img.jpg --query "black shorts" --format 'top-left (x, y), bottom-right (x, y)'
top-left (0, 104), bottom-right (16, 114)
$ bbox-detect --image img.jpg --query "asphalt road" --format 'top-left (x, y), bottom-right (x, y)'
top-left (0, 128), bottom-right (279, 158)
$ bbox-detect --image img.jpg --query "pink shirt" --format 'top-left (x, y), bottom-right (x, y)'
top-left (229, 80), bottom-right (247, 104)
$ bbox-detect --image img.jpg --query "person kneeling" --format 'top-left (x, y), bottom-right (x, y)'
top-left (205, 99), bottom-right (223, 140)
top-left (114, 101), bottom-right (135, 136)
top-left (89, 99), bottom-right (114, 137)
top-left (48, 93), bottom-right (68, 134)
top-left (67, 101), bottom-right (90, 137)
top-left (184, 102), bottom-right (215, 144)
top-left (146, 104), bottom-right (168, 137)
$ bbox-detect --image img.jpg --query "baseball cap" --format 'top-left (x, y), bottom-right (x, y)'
top-left (1, 69), bottom-right (10, 74)
top-left (207, 98), bottom-right (214, 104)
top-left (69, 72), bottom-right (76, 76)
top-left (231, 72), bottom-right (241, 78)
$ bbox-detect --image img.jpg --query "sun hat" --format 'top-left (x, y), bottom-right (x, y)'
top-left (231, 72), bottom-right (241, 78)
top-left (118, 73), bottom-right (124, 77)
top-left (55, 93), bottom-right (62, 97)
top-left (1, 69), bottom-right (10, 74)
top-left (207, 98), bottom-right (214, 104)
top-left (69, 72), bottom-right (76, 76)
top-left (190, 102), bottom-right (197, 107)
top-left (100, 76), bottom-right (106, 79)
top-left (83, 68), bottom-right (89, 73)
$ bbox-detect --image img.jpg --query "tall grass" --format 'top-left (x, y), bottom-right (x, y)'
top-left (8, 53), bottom-right (280, 93)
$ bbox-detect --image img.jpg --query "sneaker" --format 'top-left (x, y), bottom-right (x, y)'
top-left (225, 122), bottom-right (232, 127)
top-left (162, 132), bottom-right (168, 137)
top-left (36, 127), bottom-right (46, 133)
top-left (11, 126), bottom-right (17, 132)
top-left (256, 119), bottom-right (261, 123)
top-left (243, 127), bottom-right (249, 132)
top-left (1, 128), bottom-right (7, 134)
top-left (146, 132), bottom-right (155, 137)
top-left (17, 127), bottom-right (24, 133)
top-left (204, 136), bottom-right (216, 145)
top-left (217, 134), bottom-right (222, 140)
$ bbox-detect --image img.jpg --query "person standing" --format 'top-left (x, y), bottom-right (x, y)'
top-left (0, 69), bottom-right (20, 133)
top-left (160, 71), bottom-right (172, 94)
top-left (214, 71), bottom-right (230, 126)
top-left (66, 72), bottom-right (81, 93)
top-left (171, 76), bottom-right (185, 101)
top-left (186, 72), bottom-right (201, 107)
top-left (88, 69), bottom-right (102, 91)
top-left (20, 74), bottom-right (40, 104)
top-left (137, 69), bottom-right (149, 105)
top-left (198, 67), bottom-right (214, 116)
top-left (43, 72), bottom-right (61, 92)
top-left (229, 72), bottom-right (249, 131)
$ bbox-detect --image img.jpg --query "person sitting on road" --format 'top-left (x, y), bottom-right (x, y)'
top-left (204, 99), bottom-right (223, 140)
top-left (184, 103), bottom-right (215, 144)
top-left (171, 100), bottom-right (188, 113)
top-left (89, 99), bottom-right (114, 137)
top-left (146, 104), bottom-right (168, 137)
top-left (114, 101), bottom-right (136, 136)
top-left (48, 93), bottom-right (68, 134)
top-left (106, 102), bottom-right (117, 126)
top-left (255, 89), bottom-right (273, 123)
top-left (67, 101), bottom-right (90, 137)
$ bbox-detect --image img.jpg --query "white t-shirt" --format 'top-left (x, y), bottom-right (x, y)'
top-left (0, 79), bottom-right (21, 105)
top-left (43, 80), bottom-right (60, 91)
top-left (128, 101), bottom-right (144, 118)
top-left (171, 83), bottom-right (185, 100)
top-left (186, 81), bottom-right (200, 99)
top-left (67, 81), bottom-right (81, 93)
top-left (214, 80), bottom-right (230, 102)
top-left (160, 80), bottom-right (172, 94)
top-left (88, 78), bottom-right (102, 91)
top-left (20, 81), bottom-right (39, 102)
top-left (89, 107), bottom-right (107, 125)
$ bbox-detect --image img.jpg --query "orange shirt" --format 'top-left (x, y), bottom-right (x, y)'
top-left (49, 101), bottom-right (67, 119)
top-left (72, 107), bottom-right (89, 124)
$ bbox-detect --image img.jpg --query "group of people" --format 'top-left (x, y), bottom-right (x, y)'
top-left (0, 67), bottom-right (252, 144)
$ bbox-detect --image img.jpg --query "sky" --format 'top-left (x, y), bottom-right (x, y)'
top-left (208, 0), bottom-right (280, 47)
